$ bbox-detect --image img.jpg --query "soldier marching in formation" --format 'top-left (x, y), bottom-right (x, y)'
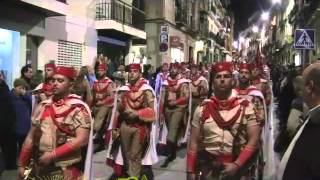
top-left (18, 66), bottom-right (93, 180)
top-left (250, 64), bottom-right (272, 107)
top-left (106, 64), bottom-right (158, 179)
top-left (92, 63), bottom-right (116, 152)
top-left (189, 64), bottom-right (209, 117)
top-left (33, 63), bottom-right (56, 103)
top-left (15, 53), bottom-right (274, 180)
top-left (187, 62), bottom-right (261, 180)
top-left (158, 62), bottom-right (191, 168)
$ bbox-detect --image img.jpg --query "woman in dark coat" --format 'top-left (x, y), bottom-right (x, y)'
top-left (0, 70), bottom-right (17, 170)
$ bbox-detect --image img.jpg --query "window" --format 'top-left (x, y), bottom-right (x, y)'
top-left (57, 40), bottom-right (82, 68)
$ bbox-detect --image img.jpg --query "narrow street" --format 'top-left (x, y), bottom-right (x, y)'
top-left (93, 101), bottom-right (281, 180)
top-left (1, 0), bottom-right (317, 179)
top-left (93, 147), bottom-right (187, 180)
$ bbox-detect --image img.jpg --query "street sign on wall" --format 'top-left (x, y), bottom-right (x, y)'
top-left (160, 25), bottom-right (169, 53)
top-left (294, 29), bottom-right (315, 49)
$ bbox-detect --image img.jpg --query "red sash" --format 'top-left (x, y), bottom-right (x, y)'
top-left (40, 97), bottom-right (86, 136)
top-left (202, 97), bottom-right (249, 129)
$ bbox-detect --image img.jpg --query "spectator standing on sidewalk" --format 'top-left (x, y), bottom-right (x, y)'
top-left (10, 78), bottom-right (32, 153)
top-left (278, 63), bottom-right (320, 180)
top-left (0, 70), bottom-right (17, 170)
top-left (20, 64), bottom-right (33, 90)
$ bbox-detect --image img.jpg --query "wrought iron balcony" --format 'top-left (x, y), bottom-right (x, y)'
top-left (96, 0), bottom-right (145, 31)
top-left (175, 8), bottom-right (188, 26)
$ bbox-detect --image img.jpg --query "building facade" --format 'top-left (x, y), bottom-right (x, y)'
top-left (145, 0), bottom-right (199, 67)
top-left (288, 0), bottom-right (320, 65)
top-left (197, 0), bottom-right (234, 63)
top-left (145, 0), bottom-right (233, 67)
top-left (0, 0), bottom-right (69, 87)
top-left (95, 0), bottom-right (147, 65)
top-left (0, 0), bottom-right (147, 87)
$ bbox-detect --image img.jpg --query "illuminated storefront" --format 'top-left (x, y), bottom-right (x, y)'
top-left (0, 28), bottom-right (20, 88)
top-left (170, 36), bottom-right (184, 63)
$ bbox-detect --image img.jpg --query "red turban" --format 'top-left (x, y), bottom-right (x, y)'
top-left (45, 63), bottom-right (56, 70)
top-left (239, 63), bottom-right (251, 71)
top-left (212, 62), bottom-right (233, 74)
top-left (98, 63), bottom-right (107, 71)
top-left (55, 66), bottom-right (77, 80)
top-left (128, 63), bottom-right (141, 71)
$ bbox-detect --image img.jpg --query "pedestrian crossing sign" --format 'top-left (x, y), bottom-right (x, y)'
top-left (294, 29), bottom-right (315, 49)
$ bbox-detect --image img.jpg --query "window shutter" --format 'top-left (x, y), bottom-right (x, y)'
top-left (57, 40), bottom-right (82, 68)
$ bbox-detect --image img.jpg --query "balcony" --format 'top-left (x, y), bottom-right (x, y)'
top-left (175, 8), bottom-right (188, 26)
top-left (209, 32), bottom-right (225, 47)
top-left (294, 0), bottom-right (320, 26)
top-left (95, 0), bottom-right (146, 39)
top-left (19, 0), bottom-right (68, 16)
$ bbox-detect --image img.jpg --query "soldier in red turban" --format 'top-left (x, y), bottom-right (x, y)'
top-left (106, 63), bottom-right (158, 179)
top-left (158, 61), bottom-right (191, 167)
top-left (34, 62), bottom-right (56, 102)
top-left (18, 66), bottom-right (92, 180)
top-left (180, 62), bottom-right (191, 79)
top-left (92, 63), bottom-right (116, 153)
top-left (251, 63), bottom-right (272, 106)
top-left (187, 62), bottom-right (260, 180)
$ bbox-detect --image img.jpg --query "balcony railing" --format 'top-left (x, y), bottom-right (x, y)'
top-left (96, 0), bottom-right (145, 31)
top-left (175, 8), bottom-right (188, 26)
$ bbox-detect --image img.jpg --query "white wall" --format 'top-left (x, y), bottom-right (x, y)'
top-left (38, 0), bottom-right (98, 70)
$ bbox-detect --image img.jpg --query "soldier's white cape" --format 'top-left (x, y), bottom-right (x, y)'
top-left (106, 82), bottom-right (158, 165)
top-left (158, 78), bottom-right (192, 145)
top-left (233, 87), bottom-right (278, 179)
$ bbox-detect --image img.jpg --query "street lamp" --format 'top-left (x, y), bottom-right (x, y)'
top-left (239, 36), bottom-right (245, 43)
top-left (272, 0), bottom-right (281, 5)
top-left (252, 25), bottom-right (259, 33)
top-left (233, 41), bottom-right (238, 49)
top-left (261, 11), bottom-right (270, 21)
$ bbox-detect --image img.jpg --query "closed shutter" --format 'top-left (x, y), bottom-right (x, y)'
top-left (57, 40), bottom-right (82, 68)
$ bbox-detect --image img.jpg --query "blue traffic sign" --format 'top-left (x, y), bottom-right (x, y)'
top-left (294, 29), bottom-right (315, 49)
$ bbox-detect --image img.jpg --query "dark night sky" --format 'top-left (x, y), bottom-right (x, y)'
top-left (229, 0), bottom-right (271, 38)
